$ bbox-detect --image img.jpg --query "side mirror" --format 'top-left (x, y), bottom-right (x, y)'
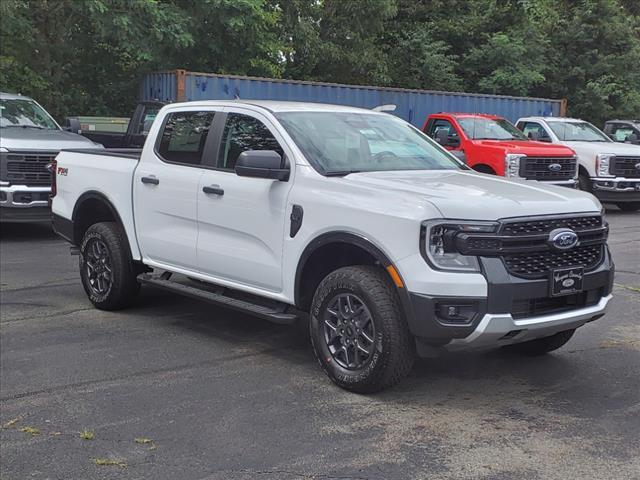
top-left (63, 117), bottom-right (81, 134)
top-left (235, 150), bottom-right (289, 181)
top-left (528, 131), bottom-right (540, 141)
top-left (435, 129), bottom-right (448, 145)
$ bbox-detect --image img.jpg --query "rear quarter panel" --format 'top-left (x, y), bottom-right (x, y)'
top-left (52, 151), bottom-right (141, 259)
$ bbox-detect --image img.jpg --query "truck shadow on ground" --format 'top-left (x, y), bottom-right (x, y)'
top-left (0, 221), bottom-right (56, 241)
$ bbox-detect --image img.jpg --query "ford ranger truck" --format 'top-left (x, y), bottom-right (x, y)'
top-left (51, 101), bottom-right (614, 393)
top-left (423, 113), bottom-right (578, 187)
top-left (0, 92), bottom-right (102, 222)
top-left (517, 117), bottom-right (640, 212)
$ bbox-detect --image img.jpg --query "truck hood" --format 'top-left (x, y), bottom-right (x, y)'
top-left (559, 140), bottom-right (640, 157)
top-left (0, 127), bottom-right (103, 151)
top-left (343, 169), bottom-right (600, 220)
top-left (472, 139), bottom-right (574, 155)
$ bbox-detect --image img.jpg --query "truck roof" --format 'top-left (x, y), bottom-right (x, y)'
top-left (166, 99), bottom-right (377, 114)
top-left (431, 112), bottom-right (503, 119)
top-left (517, 116), bottom-right (587, 123)
top-left (0, 92), bottom-right (33, 101)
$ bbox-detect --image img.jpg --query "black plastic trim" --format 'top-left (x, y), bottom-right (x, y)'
top-left (70, 191), bottom-right (129, 246)
top-left (290, 205), bottom-right (303, 238)
top-left (61, 148), bottom-right (142, 160)
top-left (51, 212), bottom-right (73, 242)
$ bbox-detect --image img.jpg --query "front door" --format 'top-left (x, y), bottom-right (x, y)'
top-left (196, 108), bottom-right (293, 292)
top-left (134, 109), bottom-right (216, 271)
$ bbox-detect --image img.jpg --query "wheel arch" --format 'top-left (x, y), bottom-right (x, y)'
top-left (294, 231), bottom-right (412, 316)
top-left (71, 191), bottom-right (138, 260)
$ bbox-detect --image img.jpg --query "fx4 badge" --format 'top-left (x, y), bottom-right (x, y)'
top-left (57, 167), bottom-right (68, 176)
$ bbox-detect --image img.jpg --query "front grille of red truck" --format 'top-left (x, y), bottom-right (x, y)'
top-left (455, 214), bottom-right (607, 279)
top-left (519, 156), bottom-right (577, 181)
top-left (609, 156), bottom-right (640, 178)
top-left (4, 152), bottom-right (56, 186)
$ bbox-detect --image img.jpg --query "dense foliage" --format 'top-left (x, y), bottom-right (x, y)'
top-left (1, 0), bottom-right (639, 125)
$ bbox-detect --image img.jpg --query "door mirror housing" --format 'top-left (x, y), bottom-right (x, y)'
top-left (434, 129), bottom-right (460, 148)
top-left (235, 150), bottom-right (289, 181)
top-left (527, 130), bottom-right (540, 141)
top-left (64, 117), bottom-right (81, 134)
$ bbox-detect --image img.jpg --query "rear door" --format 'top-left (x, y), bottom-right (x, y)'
top-left (133, 108), bottom-right (217, 271)
top-left (196, 108), bottom-right (293, 292)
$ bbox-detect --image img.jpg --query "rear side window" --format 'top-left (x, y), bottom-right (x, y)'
top-left (157, 111), bottom-right (214, 165)
top-left (217, 113), bottom-right (283, 170)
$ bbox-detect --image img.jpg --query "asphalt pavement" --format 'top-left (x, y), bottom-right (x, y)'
top-left (1, 208), bottom-right (639, 480)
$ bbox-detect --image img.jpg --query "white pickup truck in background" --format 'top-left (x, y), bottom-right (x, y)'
top-left (516, 117), bottom-right (640, 211)
top-left (51, 101), bottom-right (614, 392)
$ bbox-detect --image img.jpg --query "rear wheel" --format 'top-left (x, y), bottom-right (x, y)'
top-left (79, 222), bottom-right (140, 310)
top-left (616, 202), bottom-right (640, 212)
top-left (505, 329), bottom-right (575, 356)
top-left (309, 265), bottom-right (415, 393)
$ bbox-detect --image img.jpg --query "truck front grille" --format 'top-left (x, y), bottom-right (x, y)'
top-left (503, 244), bottom-right (604, 278)
top-left (519, 156), bottom-right (577, 181)
top-left (4, 152), bottom-right (56, 186)
top-left (500, 215), bottom-right (602, 235)
top-left (610, 156), bottom-right (640, 178)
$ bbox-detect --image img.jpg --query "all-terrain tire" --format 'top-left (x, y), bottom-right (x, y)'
top-left (616, 202), bottom-right (640, 212)
top-left (79, 222), bottom-right (140, 310)
top-left (309, 265), bottom-right (415, 393)
top-left (506, 329), bottom-right (576, 356)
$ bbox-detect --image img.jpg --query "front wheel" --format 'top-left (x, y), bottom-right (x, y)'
top-left (504, 329), bottom-right (575, 356)
top-left (309, 266), bottom-right (415, 393)
top-left (616, 202), bottom-right (640, 212)
top-left (79, 222), bottom-right (140, 310)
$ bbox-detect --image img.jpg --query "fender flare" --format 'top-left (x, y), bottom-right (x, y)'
top-left (293, 232), bottom-right (413, 320)
top-left (72, 191), bottom-right (130, 249)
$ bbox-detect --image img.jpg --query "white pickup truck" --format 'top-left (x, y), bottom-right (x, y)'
top-left (516, 117), bottom-right (640, 211)
top-left (51, 101), bottom-right (614, 392)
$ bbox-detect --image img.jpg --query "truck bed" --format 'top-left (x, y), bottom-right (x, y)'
top-left (61, 148), bottom-right (142, 160)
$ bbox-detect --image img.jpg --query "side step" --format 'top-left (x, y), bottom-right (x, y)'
top-left (137, 273), bottom-right (299, 325)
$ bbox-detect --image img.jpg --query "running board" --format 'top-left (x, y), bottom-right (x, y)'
top-left (137, 273), bottom-right (298, 325)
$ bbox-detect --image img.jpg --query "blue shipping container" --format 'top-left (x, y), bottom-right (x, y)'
top-left (140, 70), bottom-right (566, 126)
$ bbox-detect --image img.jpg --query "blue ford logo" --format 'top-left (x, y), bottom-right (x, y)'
top-left (548, 163), bottom-right (562, 172)
top-left (635, 162), bottom-right (640, 170)
top-left (549, 229), bottom-right (579, 250)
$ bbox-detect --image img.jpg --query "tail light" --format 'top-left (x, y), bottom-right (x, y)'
top-left (48, 159), bottom-right (57, 205)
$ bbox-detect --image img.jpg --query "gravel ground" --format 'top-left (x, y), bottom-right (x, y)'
top-left (1, 207), bottom-right (638, 480)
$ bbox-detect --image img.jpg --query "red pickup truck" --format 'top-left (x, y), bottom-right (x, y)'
top-left (423, 113), bottom-right (578, 187)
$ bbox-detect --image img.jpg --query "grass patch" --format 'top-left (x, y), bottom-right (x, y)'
top-left (19, 426), bottom-right (40, 436)
top-left (134, 437), bottom-right (153, 445)
top-left (94, 458), bottom-right (127, 468)
top-left (80, 430), bottom-right (95, 440)
top-left (2, 418), bottom-right (20, 429)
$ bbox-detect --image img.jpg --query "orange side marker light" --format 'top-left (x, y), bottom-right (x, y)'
top-left (386, 265), bottom-right (404, 289)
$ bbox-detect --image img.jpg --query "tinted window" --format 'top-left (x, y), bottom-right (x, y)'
top-left (157, 111), bottom-right (214, 165)
top-left (521, 122), bottom-right (550, 140)
top-left (218, 113), bottom-right (284, 170)
top-left (610, 125), bottom-right (635, 142)
top-left (429, 119), bottom-right (458, 139)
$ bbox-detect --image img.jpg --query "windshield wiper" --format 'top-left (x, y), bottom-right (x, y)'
top-left (324, 169), bottom-right (362, 177)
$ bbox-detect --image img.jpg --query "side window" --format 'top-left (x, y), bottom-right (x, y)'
top-left (611, 125), bottom-right (634, 142)
top-left (157, 111), bottom-right (214, 165)
top-left (521, 122), bottom-right (550, 140)
top-left (218, 113), bottom-right (284, 170)
top-left (429, 119), bottom-right (458, 139)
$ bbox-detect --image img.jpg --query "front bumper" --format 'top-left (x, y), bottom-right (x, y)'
top-left (591, 177), bottom-right (640, 202)
top-left (1, 183), bottom-right (51, 222)
top-left (404, 247), bottom-right (614, 353)
top-left (540, 178), bottom-right (577, 188)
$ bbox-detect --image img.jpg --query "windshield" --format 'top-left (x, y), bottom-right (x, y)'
top-left (0, 98), bottom-right (59, 129)
top-left (547, 121), bottom-right (610, 142)
top-left (275, 112), bottom-right (464, 175)
top-left (457, 117), bottom-right (528, 140)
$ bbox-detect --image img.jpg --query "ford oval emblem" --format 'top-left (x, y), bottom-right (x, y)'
top-left (562, 278), bottom-right (575, 287)
top-left (635, 162), bottom-right (640, 170)
top-left (549, 228), bottom-right (579, 250)
top-left (548, 163), bottom-right (562, 172)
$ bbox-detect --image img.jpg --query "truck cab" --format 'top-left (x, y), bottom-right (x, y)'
top-left (516, 116), bottom-right (640, 212)
top-left (423, 113), bottom-right (578, 187)
top-left (0, 92), bottom-right (102, 222)
top-left (603, 120), bottom-right (640, 145)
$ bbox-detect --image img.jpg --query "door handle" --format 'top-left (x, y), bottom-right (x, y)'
top-left (202, 185), bottom-right (224, 196)
top-left (141, 176), bottom-right (159, 185)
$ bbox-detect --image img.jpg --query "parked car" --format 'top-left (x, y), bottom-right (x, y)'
top-left (0, 92), bottom-right (102, 223)
top-left (422, 113), bottom-right (578, 187)
top-left (66, 101), bottom-right (165, 148)
top-left (602, 120), bottom-right (640, 145)
top-left (516, 117), bottom-right (640, 211)
top-left (51, 101), bottom-right (613, 392)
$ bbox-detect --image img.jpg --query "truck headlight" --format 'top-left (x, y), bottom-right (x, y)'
top-left (596, 154), bottom-right (614, 177)
top-left (422, 221), bottom-right (498, 272)
top-left (504, 153), bottom-right (525, 178)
